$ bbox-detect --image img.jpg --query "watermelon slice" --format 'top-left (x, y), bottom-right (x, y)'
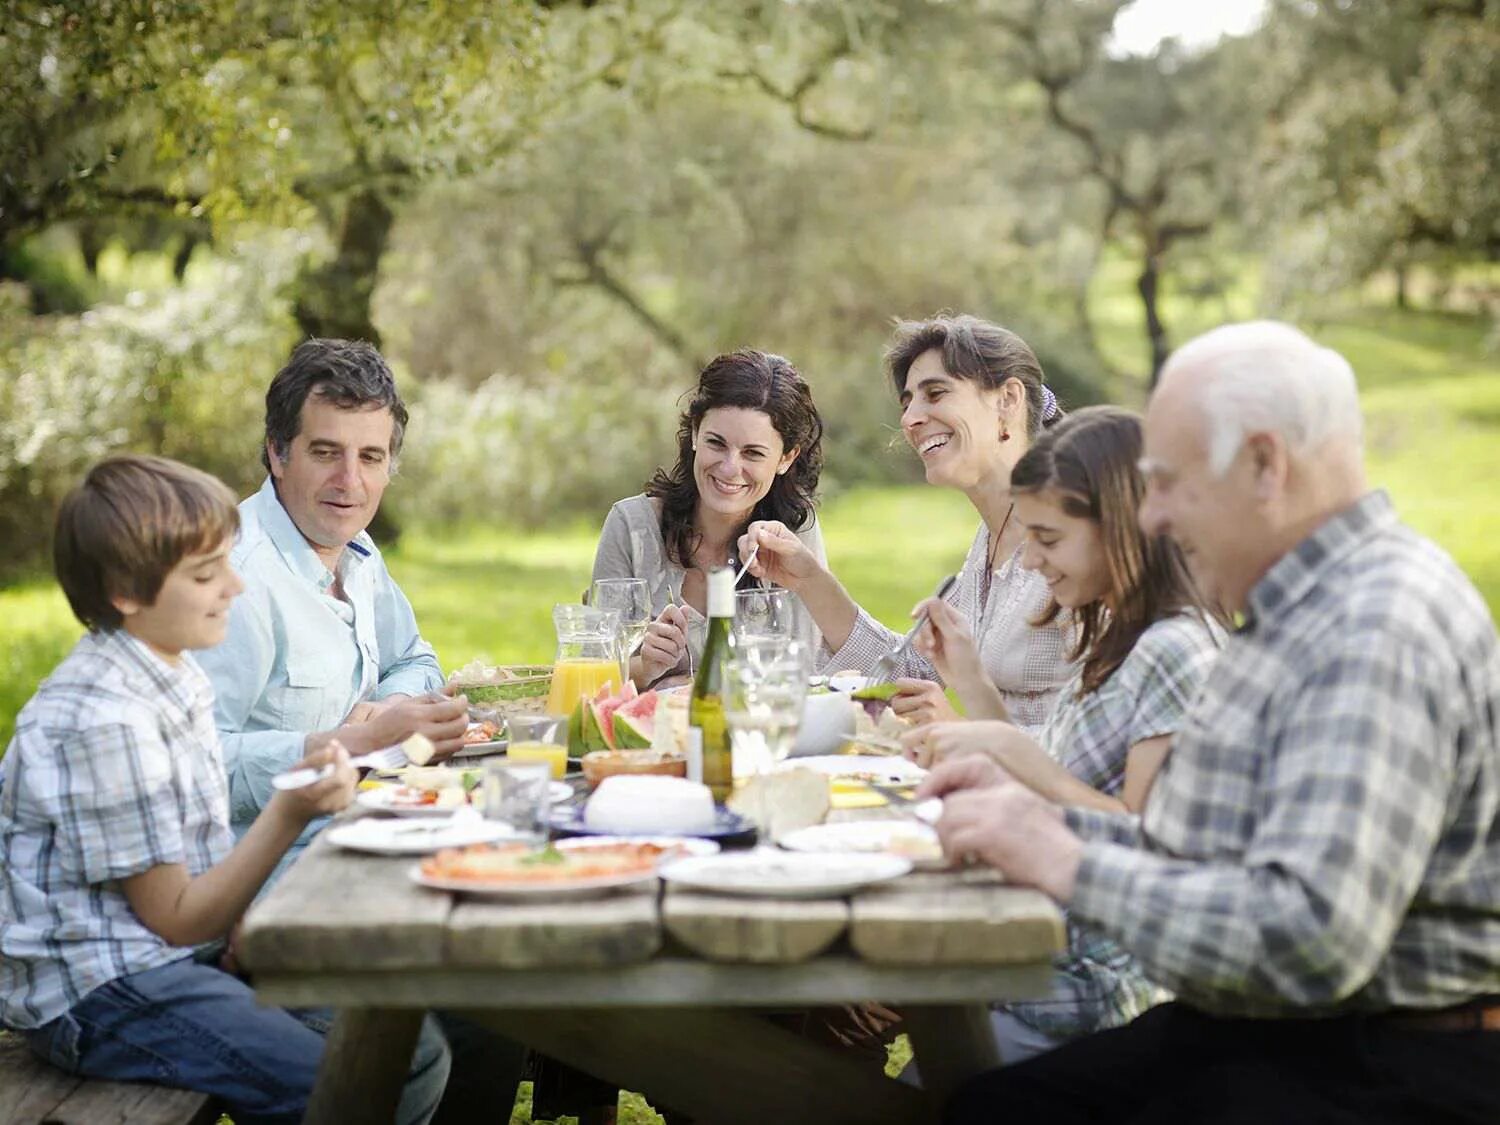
top-left (611, 691), bottom-right (658, 749)
top-left (581, 681), bottom-right (640, 752)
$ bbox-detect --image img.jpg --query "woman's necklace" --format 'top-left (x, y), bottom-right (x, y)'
top-left (981, 502), bottom-right (1016, 605)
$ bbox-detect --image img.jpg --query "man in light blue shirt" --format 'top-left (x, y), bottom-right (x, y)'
top-left (197, 339), bottom-right (468, 855)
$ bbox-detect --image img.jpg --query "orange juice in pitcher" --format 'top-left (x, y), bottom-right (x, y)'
top-left (545, 658), bottom-right (621, 715)
top-left (545, 603), bottom-right (623, 715)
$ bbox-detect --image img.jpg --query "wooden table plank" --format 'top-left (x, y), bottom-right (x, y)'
top-left (850, 870), bottom-right (1065, 965)
top-left (467, 1007), bottom-right (926, 1125)
top-left (446, 882), bottom-right (662, 968)
top-left (250, 957), bottom-right (1054, 1010)
top-left (239, 835), bottom-right (453, 973)
top-left (662, 887), bottom-right (848, 963)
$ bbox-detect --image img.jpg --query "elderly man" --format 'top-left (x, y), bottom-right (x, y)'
top-left (197, 338), bottom-right (468, 860)
top-left (925, 321), bottom-right (1500, 1124)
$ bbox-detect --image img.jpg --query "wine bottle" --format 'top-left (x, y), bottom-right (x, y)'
top-left (689, 565), bottom-right (735, 802)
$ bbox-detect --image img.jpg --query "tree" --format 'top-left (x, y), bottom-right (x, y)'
top-left (940, 0), bottom-right (1253, 383)
top-left (1250, 0), bottom-right (1500, 306)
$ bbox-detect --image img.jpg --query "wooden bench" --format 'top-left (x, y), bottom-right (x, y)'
top-left (0, 1033), bottom-right (218, 1125)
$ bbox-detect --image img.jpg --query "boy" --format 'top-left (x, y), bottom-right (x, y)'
top-left (0, 455), bottom-right (449, 1124)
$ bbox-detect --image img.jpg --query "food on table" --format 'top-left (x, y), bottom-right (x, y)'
top-left (383, 765), bottom-right (483, 808)
top-left (462, 719), bottom-right (503, 745)
top-left (850, 698), bottom-right (913, 749)
top-left (547, 658), bottom-right (621, 718)
top-left (850, 681), bottom-right (901, 703)
top-left (421, 839), bottom-right (677, 884)
top-left (507, 739), bottom-right (569, 779)
top-left (403, 731), bottom-right (438, 765)
top-left (563, 684), bottom-right (685, 756)
top-left (581, 749), bottom-right (688, 789)
top-left (726, 768), bottom-right (830, 841)
top-left (610, 691), bottom-right (659, 749)
top-left (447, 660), bottom-right (553, 707)
top-left (584, 775), bottom-right (717, 835)
top-left (780, 820), bottom-right (947, 867)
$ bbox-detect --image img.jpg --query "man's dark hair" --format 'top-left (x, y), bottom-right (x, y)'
top-left (261, 338), bottom-right (408, 472)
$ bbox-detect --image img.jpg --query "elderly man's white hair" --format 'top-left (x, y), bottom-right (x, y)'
top-left (1162, 321), bottom-right (1363, 476)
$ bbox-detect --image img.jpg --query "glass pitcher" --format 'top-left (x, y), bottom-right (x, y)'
top-left (545, 603), bottom-right (622, 715)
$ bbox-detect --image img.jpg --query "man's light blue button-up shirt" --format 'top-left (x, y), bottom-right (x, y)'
top-left (196, 478), bottom-right (443, 852)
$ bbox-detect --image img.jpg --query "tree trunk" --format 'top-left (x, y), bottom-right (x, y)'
top-left (1139, 246), bottom-right (1170, 387)
top-left (1394, 259), bottom-right (1409, 310)
top-left (292, 189), bottom-right (394, 345)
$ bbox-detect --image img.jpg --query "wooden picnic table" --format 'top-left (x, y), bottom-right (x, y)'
top-left (239, 790), bottom-right (1065, 1125)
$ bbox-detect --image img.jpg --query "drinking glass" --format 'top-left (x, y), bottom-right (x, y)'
top-left (482, 759), bottom-right (551, 845)
top-left (733, 587), bottom-right (797, 644)
top-left (724, 642), bottom-right (808, 778)
top-left (591, 578), bottom-right (651, 687)
top-left (505, 714), bottom-right (569, 779)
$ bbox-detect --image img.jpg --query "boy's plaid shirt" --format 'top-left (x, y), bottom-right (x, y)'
top-left (0, 630), bottom-right (232, 1029)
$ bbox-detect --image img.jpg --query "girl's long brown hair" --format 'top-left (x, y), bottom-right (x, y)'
top-left (1011, 405), bottom-right (1221, 697)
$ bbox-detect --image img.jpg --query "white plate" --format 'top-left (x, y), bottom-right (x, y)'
top-left (357, 781), bottom-right (573, 817)
top-left (407, 837), bottom-right (676, 900)
top-left (356, 787), bottom-right (466, 818)
top-left (659, 849), bottom-right (911, 898)
top-left (327, 816), bottom-right (520, 856)
top-left (779, 819), bottom-right (948, 870)
top-left (784, 755), bottom-right (927, 786)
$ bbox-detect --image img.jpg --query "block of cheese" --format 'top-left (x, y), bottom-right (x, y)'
top-left (584, 775), bottom-right (717, 835)
top-left (402, 732), bottom-right (437, 765)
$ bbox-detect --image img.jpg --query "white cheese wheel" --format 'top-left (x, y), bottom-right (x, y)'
top-left (584, 775), bottom-right (717, 834)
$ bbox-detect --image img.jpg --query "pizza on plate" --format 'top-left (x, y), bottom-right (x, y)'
top-left (420, 840), bottom-right (677, 884)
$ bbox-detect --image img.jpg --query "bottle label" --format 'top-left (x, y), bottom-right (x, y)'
top-left (706, 566), bottom-right (735, 618)
top-left (684, 726), bottom-right (704, 784)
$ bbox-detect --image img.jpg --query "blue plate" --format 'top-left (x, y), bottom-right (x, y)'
top-left (549, 804), bottom-right (757, 843)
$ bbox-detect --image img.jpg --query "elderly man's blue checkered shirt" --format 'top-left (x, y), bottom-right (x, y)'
top-left (1066, 491), bottom-right (1500, 1016)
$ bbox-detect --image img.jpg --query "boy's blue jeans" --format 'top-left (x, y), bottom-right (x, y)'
top-left (23, 955), bottom-right (450, 1125)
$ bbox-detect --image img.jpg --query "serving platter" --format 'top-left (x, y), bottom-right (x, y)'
top-left (550, 803), bottom-right (756, 842)
top-left (779, 819), bottom-right (948, 870)
top-left (357, 780), bottom-right (572, 817)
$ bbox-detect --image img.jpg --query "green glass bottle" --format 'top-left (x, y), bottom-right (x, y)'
top-left (690, 565), bottom-right (735, 802)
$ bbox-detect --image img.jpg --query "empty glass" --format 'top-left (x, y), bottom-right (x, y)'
top-left (590, 577), bottom-right (651, 686)
top-left (482, 759), bottom-right (552, 845)
top-left (724, 639), bottom-right (808, 778)
top-left (734, 587), bottom-right (797, 644)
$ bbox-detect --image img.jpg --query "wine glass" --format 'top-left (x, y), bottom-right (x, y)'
top-left (590, 578), bottom-right (651, 687)
top-left (724, 639), bottom-right (808, 778)
top-left (733, 587), bottom-right (797, 644)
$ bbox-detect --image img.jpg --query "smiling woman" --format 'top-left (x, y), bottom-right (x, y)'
top-left (737, 314), bottom-right (1077, 730)
top-left (590, 349), bottom-right (827, 687)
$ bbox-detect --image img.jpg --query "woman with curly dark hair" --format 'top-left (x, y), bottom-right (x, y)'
top-left (591, 348), bottom-right (826, 687)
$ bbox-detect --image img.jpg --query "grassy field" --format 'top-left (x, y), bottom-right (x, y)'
top-left (1, 304), bottom-right (1497, 749)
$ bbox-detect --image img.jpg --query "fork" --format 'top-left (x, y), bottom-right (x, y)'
top-left (271, 745), bottom-right (408, 791)
top-left (865, 574), bottom-right (958, 686)
top-left (731, 544), bottom-right (760, 588)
